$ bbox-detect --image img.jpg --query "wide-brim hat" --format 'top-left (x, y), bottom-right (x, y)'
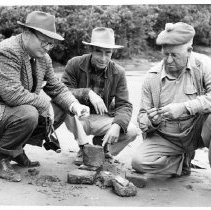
top-left (82, 27), bottom-right (124, 49)
top-left (17, 11), bottom-right (64, 41)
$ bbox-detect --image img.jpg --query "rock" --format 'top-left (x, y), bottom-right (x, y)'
top-left (96, 171), bottom-right (114, 188)
top-left (67, 169), bottom-right (97, 185)
top-left (112, 175), bottom-right (137, 197)
top-left (125, 170), bottom-right (147, 188)
top-left (35, 175), bottom-right (60, 187)
top-left (78, 164), bottom-right (101, 171)
top-left (83, 144), bottom-right (105, 167)
top-left (28, 168), bottom-right (40, 176)
top-left (102, 159), bottom-right (126, 177)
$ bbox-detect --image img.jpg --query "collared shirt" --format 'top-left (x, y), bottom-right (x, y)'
top-left (89, 62), bottom-right (108, 99)
top-left (160, 67), bottom-right (197, 108)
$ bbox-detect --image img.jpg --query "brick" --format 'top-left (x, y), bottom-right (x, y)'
top-left (67, 169), bottom-right (97, 185)
top-left (96, 171), bottom-right (114, 188)
top-left (112, 175), bottom-right (137, 197)
top-left (126, 170), bottom-right (147, 188)
top-left (83, 144), bottom-right (105, 167)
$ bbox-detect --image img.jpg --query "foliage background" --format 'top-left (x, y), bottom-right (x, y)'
top-left (0, 5), bottom-right (211, 64)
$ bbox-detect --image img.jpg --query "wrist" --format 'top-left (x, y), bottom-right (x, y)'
top-left (112, 123), bottom-right (121, 132)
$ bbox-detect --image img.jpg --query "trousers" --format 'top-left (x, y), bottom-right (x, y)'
top-left (65, 114), bottom-right (138, 156)
top-left (131, 113), bottom-right (211, 176)
top-left (0, 102), bottom-right (66, 159)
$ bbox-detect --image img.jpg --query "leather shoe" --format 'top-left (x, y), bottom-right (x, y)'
top-left (13, 151), bottom-right (40, 168)
top-left (0, 158), bottom-right (21, 182)
top-left (73, 149), bottom-right (83, 166)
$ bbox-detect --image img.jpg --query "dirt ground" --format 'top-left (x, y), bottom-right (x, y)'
top-left (1, 62), bottom-right (211, 206)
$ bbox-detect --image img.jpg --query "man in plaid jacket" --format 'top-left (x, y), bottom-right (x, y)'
top-left (0, 11), bottom-right (89, 182)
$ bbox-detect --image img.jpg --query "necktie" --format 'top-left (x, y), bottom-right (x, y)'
top-left (30, 58), bottom-right (37, 93)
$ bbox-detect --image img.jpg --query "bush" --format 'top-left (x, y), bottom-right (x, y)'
top-left (0, 5), bottom-right (211, 64)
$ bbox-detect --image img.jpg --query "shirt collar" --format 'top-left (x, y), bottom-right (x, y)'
top-left (161, 60), bottom-right (191, 81)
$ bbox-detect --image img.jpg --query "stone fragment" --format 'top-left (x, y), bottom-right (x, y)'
top-left (67, 169), bottom-right (97, 185)
top-left (112, 175), bottom-right (137, 197)
top-left (96, 171), bottom-right (114, 188)
top-left (125, 170), bottom-right (147, 188)
top-left (83, 144), bottom-right (105, 167)
top-left (78, 164), bottom-right (99, 171)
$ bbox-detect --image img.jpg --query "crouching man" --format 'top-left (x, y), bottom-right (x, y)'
top-left (0, 11), bottom-right (89, 182)
top-left (62, 27), bottom-right (138, 165)
top-left (132, 22), bottom-right (211, 177)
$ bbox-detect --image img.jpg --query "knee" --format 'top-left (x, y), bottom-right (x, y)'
top-left (126, 123), bottom-right (138, 142)
top-left (131, 154), bottom-right (146, 173)
top-left (20, 105), bottom-right (39, 128)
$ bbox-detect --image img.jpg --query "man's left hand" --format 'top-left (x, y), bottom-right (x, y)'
top-left (102, 123), bottom-right (120, 147)
top-left (158, 103), bottom-right (187, 119)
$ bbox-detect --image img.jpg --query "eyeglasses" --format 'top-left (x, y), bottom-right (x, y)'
top-left (33, 32), bottom-right (54, 49)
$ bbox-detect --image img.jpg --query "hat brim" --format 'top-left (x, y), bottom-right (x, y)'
top-left (17, 21), bottom-right (64, 41)
top-left (82, 41), bottom-right (124, 49)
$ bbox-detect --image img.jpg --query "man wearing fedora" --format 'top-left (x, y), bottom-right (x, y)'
top-left (132, 22), bottom-right (211, 177)
top-left (0, 11), bottom-right (90, 182)
top-left (62, 27), bottom-right (138, 165)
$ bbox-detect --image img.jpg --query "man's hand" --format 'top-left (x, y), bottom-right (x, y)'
top-left (48, 103), bottom-right (55, 124)
top-left (70, 102), bottom-right (90, 118)
top-left (147, 107), bottom-right (163, 126)
top-left (102, 123), bottom-right (120, 147)
top-left (157, 103), bottom-right (187, 119)
top-left (88, 90), bottom-right (108, 115)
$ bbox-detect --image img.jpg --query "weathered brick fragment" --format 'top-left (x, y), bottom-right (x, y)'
top-left (67, 169), bottom-right (97, 185)
top-left (126, 170), bottom-right (147, 188)
top-left (112, 175), bottom-right (137, 197)
top-left (83, 144), bottom-right (105, 167)
top-left (96, 171), bottom-right (114, 188)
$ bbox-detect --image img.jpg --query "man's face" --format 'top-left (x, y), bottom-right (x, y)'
top-left (26, 31), bottom-right (55, 58)
top-left (91, 46), bottom-right (113, 70)
top-left (162, 44), bottom-right (191, 74)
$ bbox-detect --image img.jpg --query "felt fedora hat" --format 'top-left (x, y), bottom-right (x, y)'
top-left (82, 27), bottom-right (124, 49)
top-left (17, 11), bottom-right (64, 41)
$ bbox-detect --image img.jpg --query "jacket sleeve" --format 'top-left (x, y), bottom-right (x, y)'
top-left (137, 73), bottom-right (160, 134)
top-left (112, 70), bottom-right (133, 133)
top-left (61, 58), bottom-right (91, 104)
top-left (43, 54), bottom-right (78, 112)
top-left (184, 55), bottom-right (211, 115)
top-left (0, 49), bottom-right (50, 116)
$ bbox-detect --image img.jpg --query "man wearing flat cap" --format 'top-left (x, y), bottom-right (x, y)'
top-left (62, 27), bottom-right (138, 165)
top-left (132, 22), bottom-right (211, 177)
top-left (0, 11), bottom-right (89, 182)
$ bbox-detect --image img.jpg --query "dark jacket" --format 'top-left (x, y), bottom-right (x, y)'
top-left (62, 54), bottom-right (132, 133)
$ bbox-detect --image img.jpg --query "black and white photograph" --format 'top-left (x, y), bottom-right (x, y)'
top-left (0, 0), bottom-right (211, 207)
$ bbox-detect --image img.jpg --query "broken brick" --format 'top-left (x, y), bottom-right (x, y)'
top-left (112, 175), bottom-right (137, 197)
top-left (83, 144), bottom-right (105, 167)
top-left (96, 171), bottom-right (114, 188)
top-left (67, 169), bottom-right (97, 185)
top-left (125, 170), bottom-right (147, 188)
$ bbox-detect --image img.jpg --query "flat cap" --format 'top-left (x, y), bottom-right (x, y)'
top-left (156, 22), bottom-right (195, 45)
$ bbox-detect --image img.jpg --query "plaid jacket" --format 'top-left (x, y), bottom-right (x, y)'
top-left (0, 34), bottom-right (77, 120)
top-left (62, 54), bottom-right (133, 133)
